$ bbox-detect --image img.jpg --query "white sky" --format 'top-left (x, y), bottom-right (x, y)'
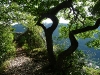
top-left (11, 22), bottom-right (18, 26)
top-left (42, 17), bottom-right (70, 24)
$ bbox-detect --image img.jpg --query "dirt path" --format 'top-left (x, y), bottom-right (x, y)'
top-left (4, 48), bottom-right (47, 75)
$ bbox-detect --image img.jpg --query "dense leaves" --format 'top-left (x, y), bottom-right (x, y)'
top-left (87, 38), bottom-right (100, 50)
top-left (92, 0), bottom-right (100, 16)
top-left (0, 25), bottom-right (15, 66)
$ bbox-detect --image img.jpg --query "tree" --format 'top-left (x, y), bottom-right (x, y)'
top-left (1, 0), bottom-right (100, 73)
top-left (35, 0), bottom-right (100, 70)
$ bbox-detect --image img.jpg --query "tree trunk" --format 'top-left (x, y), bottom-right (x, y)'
top-left (56, 31), bottom-right (78, 70)
top-left (37, 0), bottom-right (73, 71)
top-left (45, 32), bottom-right (56, 67)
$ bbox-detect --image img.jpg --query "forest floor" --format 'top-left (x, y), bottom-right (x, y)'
top-left (3, 48), bottom-right (50, 75)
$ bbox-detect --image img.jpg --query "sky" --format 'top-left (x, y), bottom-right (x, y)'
top-left (42, 17), bottom-right (70, 24)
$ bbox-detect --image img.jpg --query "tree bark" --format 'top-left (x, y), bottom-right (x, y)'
top-left (45, 32), bottom-right (56, 66)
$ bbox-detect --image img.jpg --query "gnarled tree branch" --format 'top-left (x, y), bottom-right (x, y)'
top-left (37, 0), bottom-right (73, 66)
top-left (57, 18), bottom-right (100, 68)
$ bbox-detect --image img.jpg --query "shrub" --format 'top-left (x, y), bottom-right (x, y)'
top-left (16, 24), bottom-right (45, 50)
top-left (0, 25), bottom-right (16, 68)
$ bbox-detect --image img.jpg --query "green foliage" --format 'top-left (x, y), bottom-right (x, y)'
top-left (85, 67), bottom-right (100, 75)
top-left (0, 2), bottom-right (45, 51)
top-left (0, 25), bottom-right (15, 69)
top-left (92, 0), bottom-right (100, 16)
top-left (12, 0), bottom-right (64, 16)
top-left (57, 50), bottom-right (86, 74)
top-left (17, 14), bottom-right (45, 50)
top-left (59, 26), bottom-right (69, 38)
top-left (59, 25), bottom-right (99, 39)
top-left (54, 44), bottom-right (86, 74)
top-left (87, 38), bottom-right (100, 50)
top-left (21, 27), bottom-right (45, 50)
